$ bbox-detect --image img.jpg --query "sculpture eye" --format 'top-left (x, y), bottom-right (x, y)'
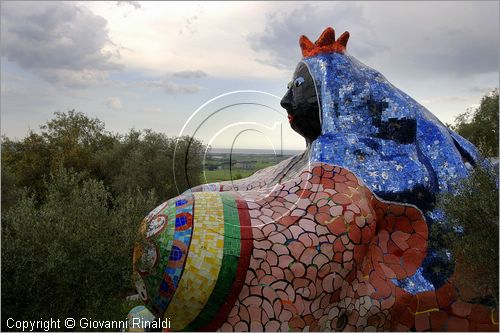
top-left (294, 77), bottom-right (305, 87)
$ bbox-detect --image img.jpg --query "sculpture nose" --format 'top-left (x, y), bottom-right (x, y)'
top-left (280, 90), bottom-right (293, 111)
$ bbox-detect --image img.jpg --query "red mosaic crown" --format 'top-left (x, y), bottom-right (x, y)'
top-left (300, 27), bottom-right (350, 57)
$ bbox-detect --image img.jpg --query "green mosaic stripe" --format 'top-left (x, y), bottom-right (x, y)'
top-left (183, 192), bottom-right (241, 331)
top-left (145, 198), bottom-right (177, 312)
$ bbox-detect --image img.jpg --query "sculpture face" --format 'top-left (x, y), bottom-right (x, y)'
top-left (280, 63), bottom-right (321, 144)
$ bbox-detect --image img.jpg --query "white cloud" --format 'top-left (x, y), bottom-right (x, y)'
top-left (81, 2), bottom-right (285, 79)
top-left (420, 96), bottom-right (467, 105)
top-left (116, 1), bottom-right (141, 10)
top-left (360, 2), bottom-right (499, 79)
top-left (79, 1), bottom-right (498, 84)
top-left (162, 81), bottom-right (200, 94)
top-left (173, 69), bottom-right (207, 79)
top-left (105, 97), bottom-right (122, 109)
top-left (469, 86), bottom-right (496, 94)
top-left (2, 1), bottom-right (498, 144)
top-left (248, 3), bottom-right (383, 70)
top-left (143, 107), bottom-right (161, 113)
top-left (1, 1), bottom-right (123, 88)
top-left (248, 2), bottom-right (498, 81)
top-left (129, 79), bottom-right (202, 94)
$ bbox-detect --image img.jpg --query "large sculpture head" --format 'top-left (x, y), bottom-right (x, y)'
top-left (281, 27), bottom-right (481, 209)
top-left (281, 27), bottom-right (486, 291)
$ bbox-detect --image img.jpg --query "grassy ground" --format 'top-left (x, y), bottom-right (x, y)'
top-left (202, 169), bottom-right (256, 183)
top-left (202, 153), bottom-right (292, 183)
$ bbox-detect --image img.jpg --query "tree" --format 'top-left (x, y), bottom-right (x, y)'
top-left (1, 133), bottom-right (52, 204)
top-left (40, 110), bottom-right (118, 174)
top-left (1, 164), bottom-right (20, 210)
top-left (452, 89), bottom-right (499, 157)
top-left (432, 166), bottom-right (499, 309)
top-left (1, 111), bottom-right (208, 329)
top-left (95, 130), bottom-right (206, 201)
top-left (1, 111), bottom-right (117, 203)
top-left (434, 90), bottom-right (499, 308)
top-left (1, 168), bottom-right (157, 329)
top-left (1, 111), bottom-right (206, 206)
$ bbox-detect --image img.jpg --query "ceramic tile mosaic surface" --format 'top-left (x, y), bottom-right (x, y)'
top-left (301, 29), bottom-right (488, 292)
top-left (133, 163), bottom-right (498, 331)
top-left (132, 27), bottom-right (498, 332)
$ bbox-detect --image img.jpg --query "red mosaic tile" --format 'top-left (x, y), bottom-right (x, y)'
top-left (412, 219), bottom-right (429, 238)
top-left (144, 163), bottom-right (496, 332)
top-left (402, 248), bottom-right (424, 276)
top-left (348, 224), bottom-right (362, 244)
top-left (451, 300), bottom-right (472, 318)
top-left (429, 310), bottom-right (448, 331)
top-left (394, 215), bottom-right (414, 233)
top-left (447, 316), bottom-right (469, 332)
top-left (387, 239), bottom-right (404, 257)
top-left (280, 215), bottom-right (301, 227)
top-left (326, 216), bottom-right (346, 235)
top-left (436, 282), bottom-right (457, 309)
top-left (469, 304), bottom-right (493, 324)
top-left (331, 193), bottom-right (352, 205)
top-left (391, 230), bottom-right (411, 251)
top-left (320, 177), bottom-right (335, 189)
top-left (473, 323), bottom-right (498, 332)
top-left (415, 312), bottom-right (431, 331)
top-left (398, 308), bottom-right (416, 329)
top-left (390, 204), bottom-right (406, 217)
top-left (417, 291), bottom-right (439, 313)
top-left (407, 233), bottom-right (427, 253)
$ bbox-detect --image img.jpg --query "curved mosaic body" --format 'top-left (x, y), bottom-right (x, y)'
top-left (133, 163), bottom-right (498, 331)
top-left (132, 27), bottom-right (497, 332)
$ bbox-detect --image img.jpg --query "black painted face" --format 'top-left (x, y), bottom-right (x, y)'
top-left (280, 63), bottom-right (321, 144)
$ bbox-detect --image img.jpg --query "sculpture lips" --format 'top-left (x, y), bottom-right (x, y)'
top-left (288, 115), bottom-right (293, 123)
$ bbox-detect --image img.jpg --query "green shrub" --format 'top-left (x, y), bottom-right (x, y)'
top-left (96, 130), bottom-right (205, 200)
top-left (432, 165), bottom-right (499, 308)
top-left (1, 111), bottom-right (206, 208)
top-left (1, 111), bottom-right (208, 330)
top-left (452, 89), bottom-right (499, 157)
top-left (1, 168), bottom-right (157, 330)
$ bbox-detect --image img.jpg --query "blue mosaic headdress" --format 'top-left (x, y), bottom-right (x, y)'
top-left (301, 27), bottom-right (480, 207)
top-left (299, 27), bottom-right (482, 291)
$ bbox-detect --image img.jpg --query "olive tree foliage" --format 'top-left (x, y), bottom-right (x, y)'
top-left (1, 110), bottom-right (206, 329)
top-left (40, 110), bottom-right (117, 172)
top-left (1, 110), bottom-right (205, 209)
top-left (432, 90), bottom-right (499, 309)
top-left (1, 169), bottom-right (157, 327)
top-left (432, 166), bottom-right (498, 308)
top-left (96, 129), bottom-right (205, 200)
top-left (452, 89), bottom-right (499, 157)
top-left (1, 110), bottom-right (116, 208)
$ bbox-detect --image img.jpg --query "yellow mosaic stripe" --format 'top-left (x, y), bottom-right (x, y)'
top-left (164, 192), bottom-right (225, 330)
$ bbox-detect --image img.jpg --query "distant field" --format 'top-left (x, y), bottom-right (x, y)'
top-left (202, 169), bottom-right (256, 183)
top-left (202, 152), bottom-right (295, 183)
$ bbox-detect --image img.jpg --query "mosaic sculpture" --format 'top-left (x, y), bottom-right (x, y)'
top-left (132, 27), bottom-right (498, 331)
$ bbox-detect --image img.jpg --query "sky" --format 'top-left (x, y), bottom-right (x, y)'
top-left (1, 1), bottom-right (499, 151)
